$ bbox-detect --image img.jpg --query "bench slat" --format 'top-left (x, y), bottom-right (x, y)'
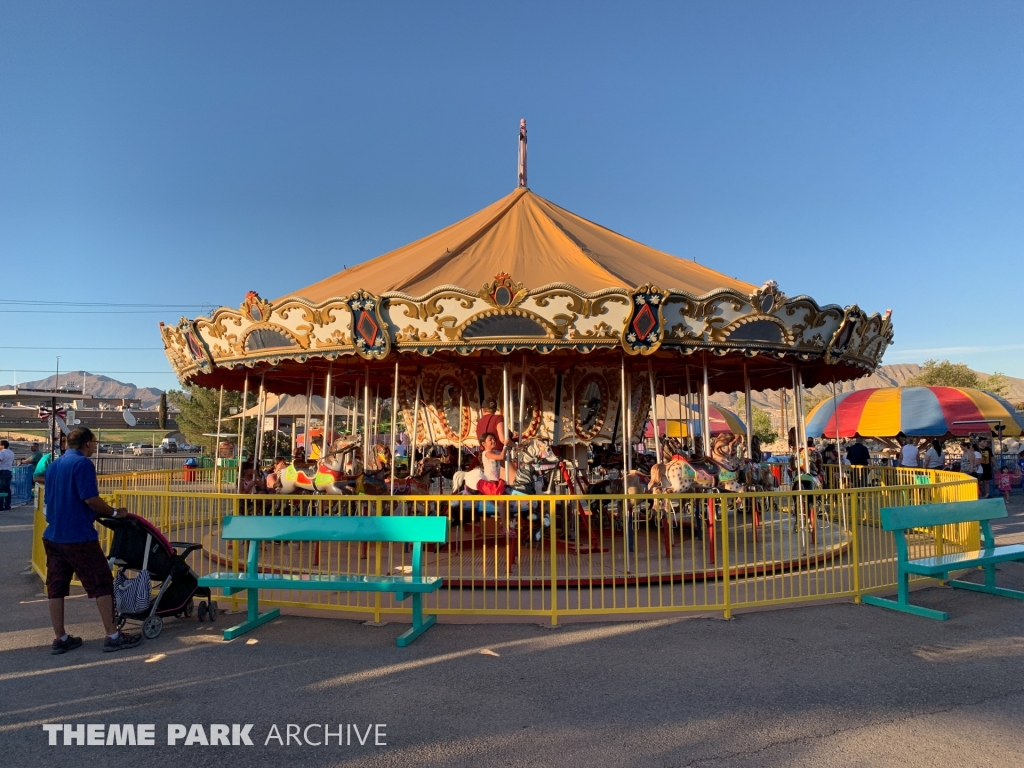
top-left (220, 515), bottom-right (448, 543)
top-left (199, 572), bottom-right (443, 593)
top-left (880, 499), bottom-right (1007, 531)
top-left (903, 545), bottom-right (1024, 575)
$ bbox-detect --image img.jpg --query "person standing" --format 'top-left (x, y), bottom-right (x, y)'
top-left (898, 436), bottom-right (919, 468)
top-left (34, 434), bottom-right (66, 485)
top-left (976, 436), bottom-right (993, 499)
top-left (846, 435), bottom-right (870, 466)
top-left (475, 398), bottom-right (507, 449)
top-left (996, 465), bottom-right (1012, 502)
top-left (0, 440), bottom-right (14, 511)
top-left (43, 427), bottom-right (142, 654)
top-left (21, 441), bottom-right (44, 467)
top-left (923, 439), bottom-right (945, 470)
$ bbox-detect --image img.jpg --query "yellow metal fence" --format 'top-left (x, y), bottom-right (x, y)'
top-left (31, 466), bottom-right (979, 623)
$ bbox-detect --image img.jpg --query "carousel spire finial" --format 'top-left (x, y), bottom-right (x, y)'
top-left (518, 118), bottom-right (528, 189)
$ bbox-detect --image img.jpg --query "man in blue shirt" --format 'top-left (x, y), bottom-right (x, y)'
top-left (846, 435), bottom-right (871, 466)
top-left (43, 427), bottom-right (142, 654)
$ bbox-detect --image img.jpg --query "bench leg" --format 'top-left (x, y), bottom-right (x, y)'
top-left (949, 565), bottom-right (1024, 601)
top-left (221, 588), bottom-right (281, 640)
top-left (395, 592), bottom-right (436, 647)
top-left (862, 571), bottom-right (949, 620)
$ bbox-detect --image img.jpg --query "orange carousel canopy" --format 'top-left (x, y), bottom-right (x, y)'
top-left (162, 171), bottom-right (893, 398)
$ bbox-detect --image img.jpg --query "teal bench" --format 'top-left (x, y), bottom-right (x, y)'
top-left (198, 516), bottom-right (448, 646)
top-left (863, 498), bottom-right (1024, 620)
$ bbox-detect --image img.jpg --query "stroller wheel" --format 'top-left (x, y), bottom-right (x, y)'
top-left (142, 615), bottom-right (163, 639)
top-left (184, 598), bottom-right (194, 618)
top-left (115, 615), bottom-right (127, 630)
top-left (208, 601), bottom-right (218, 622)
top-left (197, 601), bottom-right (208, 621)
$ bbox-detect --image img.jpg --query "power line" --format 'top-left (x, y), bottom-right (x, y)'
top-left (0, 310), bottom-right (205, 314)
top-left (0, 299), bottom-right (217, 308)
top-left (0, 346), bottom-right (164, 350)
top-left (1, 369), bottom-right (176, 375)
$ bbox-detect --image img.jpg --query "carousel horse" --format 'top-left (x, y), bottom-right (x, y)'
top-left (709, 433), bottom-right (744, 492)
top-left (279, 436), bottom-right (362, 495)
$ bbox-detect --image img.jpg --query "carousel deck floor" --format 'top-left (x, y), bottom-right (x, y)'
top-left (194, 510), bottom-right (852, 589)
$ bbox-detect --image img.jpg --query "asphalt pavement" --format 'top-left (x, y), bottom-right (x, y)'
top-left (2, 497), bottom-right (1023, 768)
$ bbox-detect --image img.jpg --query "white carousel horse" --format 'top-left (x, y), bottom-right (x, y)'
top-left (452, 438), bottom-right (556, 494)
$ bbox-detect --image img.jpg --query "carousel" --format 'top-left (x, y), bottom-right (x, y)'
top-left (160, 122), bottom-right (896, 586)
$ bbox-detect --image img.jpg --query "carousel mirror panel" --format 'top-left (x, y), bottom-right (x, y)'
top-left (434, 376), bottom-right (471, 441)
top-left (573, 373), bottom-right (610, 441)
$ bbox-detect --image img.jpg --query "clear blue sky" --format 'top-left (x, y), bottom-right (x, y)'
top-left (2, 1), bottom-right (1022, 393)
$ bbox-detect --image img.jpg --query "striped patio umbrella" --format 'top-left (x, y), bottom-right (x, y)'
top-left (805, 386), bottom-right (1024, 438)
top-left (646, 404), bottom-right (747, 438)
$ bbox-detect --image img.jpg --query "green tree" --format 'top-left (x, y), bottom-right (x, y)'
top-left (158, 392), bottom-right (167, 430)
top-left (906, 359), bottom-right (1008, 396)
top-left (736, 396), bottom-right (779, 445)
top-left (979, 372), bottom-right (1009, 397)
top-left (168, 385), bottom-right (253, 457)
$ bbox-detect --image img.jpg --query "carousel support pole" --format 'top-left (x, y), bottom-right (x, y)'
top-left (780, 390), bottom-right (788, 466)
top-left (215, 384), bottom-right (225, 469)
top-left (457, 388), bottom-right (464, 471)
top-left (410, 375), bottom-right (421, 475)
top-left (215, 385), bottom-right (225, 450)
top-left (390, 359), bottom-right (399, 496)
top-left (322, 364), bottom-right (333, 463)
top-left (701, 355), bottom-right (711, 456)
top-left (794, 367), bottom-right (810, 475)
top-left (791, 365), bottom-right (809, 549)
top-left (273, 409), bottom-right (279, 460)
top-left (502, 360), bottom-right (511, 483)
top-left (518, 355), bottom-right (527, 445)
top-left (685, 366), bottom-right (693, 452)
top-left (626, 370), bottom-right (634, 474)
top-left (832, 376), bottom-right (847, 530)
top-left (743, 363), bottom-right (753, 459)
top-left (303, 379), bottom-right (313, 460)
top-left (569, 369), bottom-right (577, 463)
top-left (373, 382), bottom-right (382, 456)
top-left (648, 359), bottom-right (661, 464)
top-left (237, 373), bottom-right (250, 493)
top-left (620, 356), bottom-right (632, 554)
top-left (351, 381), bottom-right (358, 437)
top-left (363, 366), bottom-right (371, 468)
top-left (254, 373), bottom-right (266, 470)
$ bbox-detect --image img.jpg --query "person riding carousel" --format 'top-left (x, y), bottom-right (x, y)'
top-left (476, 398), bottom-right (508, 449)
top-left (478, 432), bottom-right (514, 495)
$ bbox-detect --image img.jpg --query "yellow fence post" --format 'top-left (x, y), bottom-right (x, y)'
top-left (374, 498), bottom-right (383, 624)
top-left (721, 498), bottom-right (731, 620)
top-left (231, 495), bottom-right (240, 612)
top-left (851, 489), bottom-right (861, 603)
top-left (549, 498), bottom-right (558, 626)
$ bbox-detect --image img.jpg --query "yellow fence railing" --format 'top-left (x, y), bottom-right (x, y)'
top-left (31, 466), bottom-right (980, 623)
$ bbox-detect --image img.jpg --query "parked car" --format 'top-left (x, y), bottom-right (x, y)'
top-left (160, 438), bottom-right (179, 453)
top-left (132, 443), bottom-right (154, 456)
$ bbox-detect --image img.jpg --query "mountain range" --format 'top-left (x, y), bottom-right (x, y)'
top-left (1, 371), bottom-right (165, 409)
top-left (4, 364), bottom-right (1022, 414)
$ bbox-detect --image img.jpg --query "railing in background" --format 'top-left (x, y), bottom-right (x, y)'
top-left (91, 454), bottom-right (208, 474)
top-left (9, 465), bottom-right (33, 506)
top-left (31, 467), bottom-right (979, 623)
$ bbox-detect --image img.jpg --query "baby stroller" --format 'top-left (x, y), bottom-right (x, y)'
top-left (99, 514), bottom-right (217, 639)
